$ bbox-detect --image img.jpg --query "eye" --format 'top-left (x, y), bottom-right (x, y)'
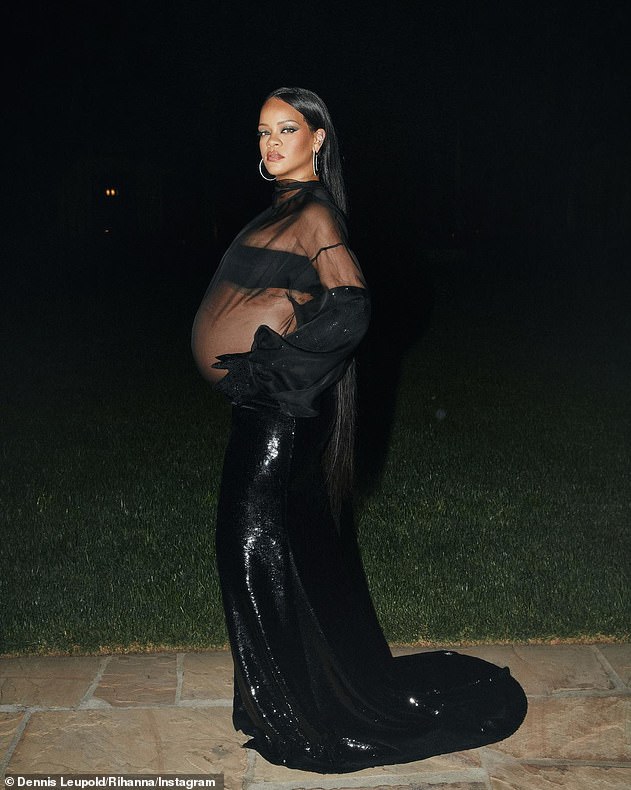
top-left (256, 130), bottom-right (270, 137)
top-left (281, 127), bottom-right (298, 133)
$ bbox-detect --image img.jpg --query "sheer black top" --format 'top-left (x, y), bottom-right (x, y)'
top-left (191, 179), bottom-right (370, 417)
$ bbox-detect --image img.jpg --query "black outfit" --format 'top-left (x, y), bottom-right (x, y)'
top-left (192, 180), bottom-right (527, 773)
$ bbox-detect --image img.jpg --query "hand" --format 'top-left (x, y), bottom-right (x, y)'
top-left (211, 354), bottom-right (259, 404)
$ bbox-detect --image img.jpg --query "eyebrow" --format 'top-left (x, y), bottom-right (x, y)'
top-left (257, 119), bottom-right (301, 127)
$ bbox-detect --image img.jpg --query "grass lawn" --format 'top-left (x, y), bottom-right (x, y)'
top-left (2, 238), bottom-right (629, 654)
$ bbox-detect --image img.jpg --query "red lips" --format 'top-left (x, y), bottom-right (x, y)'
top-left (267, 152), bottom-right (284, 161)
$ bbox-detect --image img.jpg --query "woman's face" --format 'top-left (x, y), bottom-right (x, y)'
top-left (258, 97), bottom-right (325, 181)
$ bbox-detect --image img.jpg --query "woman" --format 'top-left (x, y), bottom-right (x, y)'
top-left (191, 87), bottom-right (527, 774)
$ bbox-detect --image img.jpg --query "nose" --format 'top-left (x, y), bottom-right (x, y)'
top-left (266, 130), bottom-right (281, 147)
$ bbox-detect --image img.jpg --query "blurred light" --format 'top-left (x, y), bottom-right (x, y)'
top-left (105, 187), bottom-right (118, 197)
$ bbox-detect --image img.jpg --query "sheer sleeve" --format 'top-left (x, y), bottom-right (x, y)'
top-left (299, 201), bottom-right (366, 290)
top-left (211, 201), bottom-right (370, 417)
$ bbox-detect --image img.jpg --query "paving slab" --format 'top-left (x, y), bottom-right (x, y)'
top-left (494, 695), bottom-right (631, 761)
top-left (0, 712), bottom-right (25, 762)
top-left (487, 761), bottom-right (631, 789)
top-left (483, 750), bottom-right (631, 790)
top-left (0, 656), bottom-right (102, 707)
top-left (464, 644), bottom-right (616, 694)
top-left (598, 644), bottom-right (631, 687)
top-left (7, 707), bottom-right (248, 790)
top-left (482, 746), bottom-right (631, 788)
top-left (181, 651), bottom-right (234, 702)
top-left (289, 785), bottom-right (486, 790)
top-left (93, 654), bottom-right (177, 706)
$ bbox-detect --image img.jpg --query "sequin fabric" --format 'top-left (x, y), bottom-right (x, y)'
top-left (215, 396), bottom-right (527, 773)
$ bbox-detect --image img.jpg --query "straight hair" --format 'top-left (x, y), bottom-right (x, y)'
top-left (265, 87), bottom-right (355, 522)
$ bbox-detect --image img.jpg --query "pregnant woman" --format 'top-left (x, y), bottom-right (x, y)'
top-left (191, 86), bottom-right (527, 773)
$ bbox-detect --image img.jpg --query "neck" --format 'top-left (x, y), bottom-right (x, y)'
top-left (272, 178), bottom-right (324, 206)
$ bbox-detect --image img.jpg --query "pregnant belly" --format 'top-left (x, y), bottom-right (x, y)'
top-left (191, 289), bottom-right (296, 384)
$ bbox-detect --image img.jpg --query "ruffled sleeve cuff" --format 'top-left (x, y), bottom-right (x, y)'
top-left (211, 286), bottom-right (370, 416)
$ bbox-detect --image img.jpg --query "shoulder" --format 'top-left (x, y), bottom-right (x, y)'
top-left (298, 191), bottom-right (348, 239)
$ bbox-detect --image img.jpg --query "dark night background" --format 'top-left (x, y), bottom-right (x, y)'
top-left (4, 0), bottom-right (631, 433)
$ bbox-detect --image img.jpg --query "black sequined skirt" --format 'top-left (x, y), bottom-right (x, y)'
top-left (215, 395), bottom-right (527, 773)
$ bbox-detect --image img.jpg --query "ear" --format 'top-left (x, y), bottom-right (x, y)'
top-left (313, 128), bottom-right (326, 152)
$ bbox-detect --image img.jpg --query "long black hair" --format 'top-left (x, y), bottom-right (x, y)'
top-left (265, 87), bottom-right (356, 522)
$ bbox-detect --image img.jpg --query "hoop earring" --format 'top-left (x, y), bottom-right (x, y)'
top-left (259, 158), bottom-right (276, 181)
top-left (312, 150), bottom-right (319, 177)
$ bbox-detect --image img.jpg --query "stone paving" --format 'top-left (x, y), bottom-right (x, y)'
top-left (1, 644), bottom-right (630, 789)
